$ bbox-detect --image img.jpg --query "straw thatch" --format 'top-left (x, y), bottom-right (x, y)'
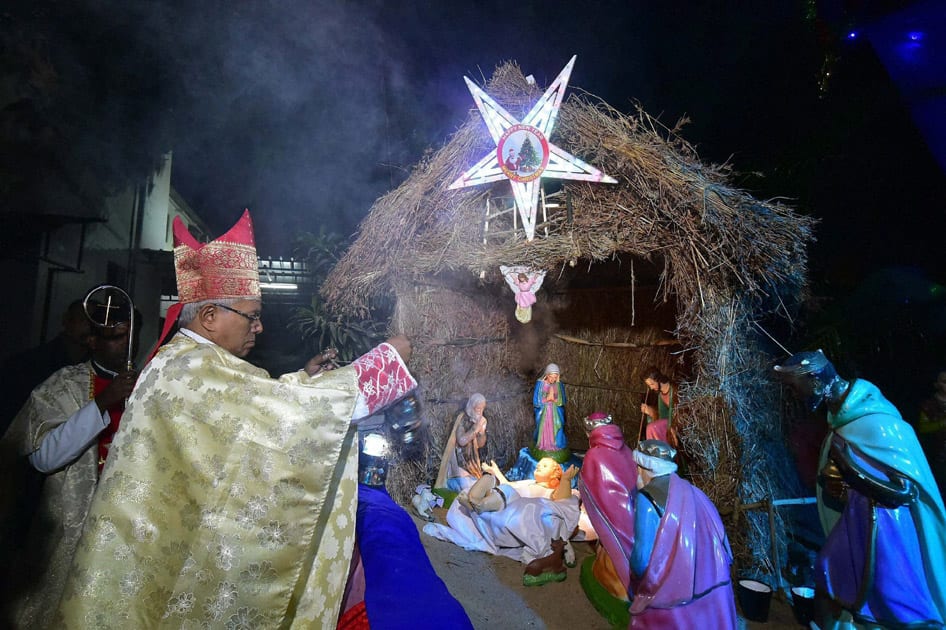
top-left (325, 61), bottom-right (815, 582)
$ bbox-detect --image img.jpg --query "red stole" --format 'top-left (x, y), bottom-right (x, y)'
top-left (92, 373), bottom-right (125, 473)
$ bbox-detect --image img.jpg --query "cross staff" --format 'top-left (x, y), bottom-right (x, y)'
top-left (95, 295), bottom-right (121, 327)
top-left (82, 285), bottom-right (136, 371)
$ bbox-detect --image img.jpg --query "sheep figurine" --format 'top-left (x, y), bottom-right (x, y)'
top-left (411, 484), bottom-right (443, 522)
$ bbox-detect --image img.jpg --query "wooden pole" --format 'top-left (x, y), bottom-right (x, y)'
top-left (553, 333), bottom-right (679, 348)
top-left (768, 498), bottom-right (782, 594)
top-left (481, 196), bottom-right (490, 279)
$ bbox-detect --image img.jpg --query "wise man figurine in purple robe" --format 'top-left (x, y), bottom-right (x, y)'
top-left (628, 440), bottom-right (737, 628)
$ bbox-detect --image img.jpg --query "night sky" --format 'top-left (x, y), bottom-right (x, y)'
top-left (159, 1), bottom-right (946, 283)
top-left (170, 1), bottom-right (823, 253)
top-left (7, 1), bottom-right (942, 275)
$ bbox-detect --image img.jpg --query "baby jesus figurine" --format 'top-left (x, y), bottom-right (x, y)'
top-left (460, 458), bottom-right (575, 511)
top-left (500, 265), bottom-right (546, 323)
top-left (426, 457), bottom-right (580, 586)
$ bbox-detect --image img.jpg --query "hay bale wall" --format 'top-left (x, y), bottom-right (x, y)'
top-left (542, 282), bottom-right (680, 449)
top-left (385, 274), bottom-right (531, 504)
top-left (680, 295), bottom-right (805, 578)
top-left (387, 270), bottom-right (686, 504)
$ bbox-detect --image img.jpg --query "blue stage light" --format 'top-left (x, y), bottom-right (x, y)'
top-left (846, 31), bottom-right (858, 40)
top-left (907, 31), bottom-right (924, 42)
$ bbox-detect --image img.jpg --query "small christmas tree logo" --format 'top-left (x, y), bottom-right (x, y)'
top-left (517, 136), bottom-right (540, 173)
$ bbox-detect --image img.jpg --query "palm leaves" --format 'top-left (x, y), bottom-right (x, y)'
top-left (288, 230), bottom-right (385, 362)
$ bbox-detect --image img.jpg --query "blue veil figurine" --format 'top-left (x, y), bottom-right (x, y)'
top-left (775, 350), bottom-right (946, 629)
top-left (532, 364), bottom-right (567, 460)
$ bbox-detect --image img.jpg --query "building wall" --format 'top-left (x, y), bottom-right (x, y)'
top-left (13, 152), bottom-right (207, 366)
top-left (5, 259), bottom-right (41, 356)
top-left (27, 222), bottom-right (92, 350)
top-left (139, 155), bottom-right (174, 251)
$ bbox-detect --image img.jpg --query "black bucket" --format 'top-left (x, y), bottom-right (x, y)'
top-left (791, 586), bottom-right (815, 626)
top-left (736, 579), bottom-right (772, 622)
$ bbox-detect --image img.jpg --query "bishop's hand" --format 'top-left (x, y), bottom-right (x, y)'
top-left (304, 348), bottom-right (338, 376)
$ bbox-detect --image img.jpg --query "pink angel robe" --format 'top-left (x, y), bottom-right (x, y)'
top-left (514, 279), bottom-right (537, 308)
top-left (501, 266), bottom-right (545, 324)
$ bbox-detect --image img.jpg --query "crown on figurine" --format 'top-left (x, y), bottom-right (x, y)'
top-left (173, 209), bottom-right (260, 303)
top-left (583, 411), bottom-right (613, 433)
top-left (634, 439), bottom-right (678, 476)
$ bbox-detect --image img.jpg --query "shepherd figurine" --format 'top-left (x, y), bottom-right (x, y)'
top-left (500, 265), bottom-right (546, 323)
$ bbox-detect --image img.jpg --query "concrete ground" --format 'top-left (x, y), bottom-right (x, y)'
top-left (414, 510), bottom-right (806, 629)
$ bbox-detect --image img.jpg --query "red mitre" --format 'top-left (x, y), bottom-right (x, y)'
top-left (173, 209), bottom-right (260, 303)
top-left (148, 210), bottom-right (260, 361)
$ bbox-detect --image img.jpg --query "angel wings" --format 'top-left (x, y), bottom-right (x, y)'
top-left (500, 265), bottom-right (547, 323)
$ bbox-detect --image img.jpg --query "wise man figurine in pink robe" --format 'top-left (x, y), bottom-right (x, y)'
top-left (579, 412), bottom-right (638, 603)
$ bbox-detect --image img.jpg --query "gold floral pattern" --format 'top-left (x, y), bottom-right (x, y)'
top-left (58, 333), bottom-right (362, 628)
top-left (1, 363), bottom-right (100, 629)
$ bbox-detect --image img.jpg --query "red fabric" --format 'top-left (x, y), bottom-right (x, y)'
top-left (352, 343), bottom-right (418, 415)
top-left (336, 601), bottom-right (369, 630)
top-left (146, 302), bottom-right (183, 363)
top-left (172, 209), bottom-right (259, 303)
top-left (92, 374), bottom-right (124, 473)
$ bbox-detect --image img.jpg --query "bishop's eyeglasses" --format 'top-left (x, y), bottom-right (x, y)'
top-left (213, 303), bottom-right (262, 322)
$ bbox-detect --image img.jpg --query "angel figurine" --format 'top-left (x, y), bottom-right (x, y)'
top-left (500, 265), bottom-right (547, 324)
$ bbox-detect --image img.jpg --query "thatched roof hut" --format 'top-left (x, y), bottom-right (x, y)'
top-left (325, 61), bottom-right (816, 580)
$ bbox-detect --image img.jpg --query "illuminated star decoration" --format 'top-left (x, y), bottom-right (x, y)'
top-left (448, 55), bottom-right (616, 240)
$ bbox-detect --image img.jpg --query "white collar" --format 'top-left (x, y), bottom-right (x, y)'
top-left (179, 328), bottom-right (214, 345)
top-left (91, 360), bottom-right (119, 378)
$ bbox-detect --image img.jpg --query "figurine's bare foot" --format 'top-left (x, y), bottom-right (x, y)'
top-left (472, 487), bottom-right (506, 513)
top-left (456, 491), bottom-right (472, 511)
top-left (467, 473), bottom-right (496, 504)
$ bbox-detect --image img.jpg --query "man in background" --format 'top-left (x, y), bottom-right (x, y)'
top-left (1, 303), bottom-right (137, 629)
top-left (0, 300), bottom-right (92, 435)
